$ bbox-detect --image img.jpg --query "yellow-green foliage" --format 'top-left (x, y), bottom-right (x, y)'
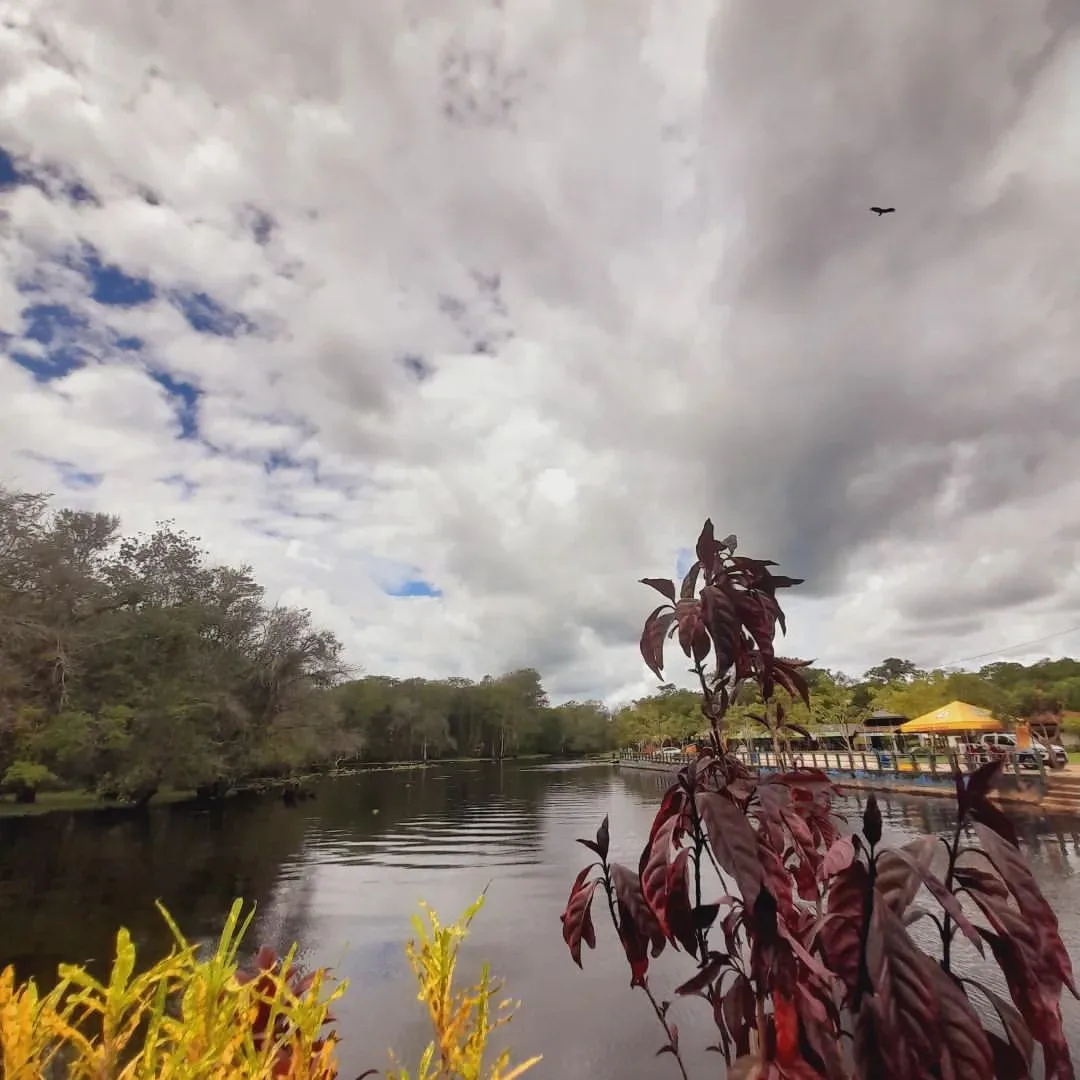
top-left (388, 893), bottom-right (540, 1080)
top-left (0, 894), bottom-right (537, 1080)
top-left (0, 899), bottom-right (343, 1079)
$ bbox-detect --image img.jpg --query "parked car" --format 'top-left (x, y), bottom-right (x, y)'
top-left (975, 733), bottom-right (1067, 770)
top-left (655, 746), bottom-right (685, 761)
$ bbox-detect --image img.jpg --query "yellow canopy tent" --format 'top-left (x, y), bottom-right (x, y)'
top-left (897, 700), bottom-right (1004, 736)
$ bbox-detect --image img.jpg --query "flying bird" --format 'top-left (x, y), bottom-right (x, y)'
top-left (870, 206), bottom-right (896, 216)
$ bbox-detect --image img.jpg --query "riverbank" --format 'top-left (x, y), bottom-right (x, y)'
top-left (616, 758), bottom-right (1066, 812)
top-left (0, 753), bottom-right (583, 820)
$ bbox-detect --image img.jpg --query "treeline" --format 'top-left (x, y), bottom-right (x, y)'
top-left (333, 672), bottom-right (612, 762)
top-left (616, 655), bottom-right (1080, 747)
top-left (0, 486), bottom-right (612, 805)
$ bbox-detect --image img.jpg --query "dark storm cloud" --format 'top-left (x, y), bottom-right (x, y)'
top-left (898, 566), bottom-right (1060, 625)
top-left (692, 0), bottom-right (1080, 598)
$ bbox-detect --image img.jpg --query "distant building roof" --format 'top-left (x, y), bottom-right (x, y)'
top-left (866, 709), bottom-right (908, 726)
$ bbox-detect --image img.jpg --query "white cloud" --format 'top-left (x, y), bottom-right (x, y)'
top-left (2, 0), bottom-right (1080, 705)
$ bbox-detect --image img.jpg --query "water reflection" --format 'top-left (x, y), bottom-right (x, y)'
top-left (1, 762), bottom-right (1078, 1079)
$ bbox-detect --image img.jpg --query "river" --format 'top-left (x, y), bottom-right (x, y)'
top-left (2, 762), bottom-right (1079, 1077)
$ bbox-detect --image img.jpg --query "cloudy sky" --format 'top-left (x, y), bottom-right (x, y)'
top-left (2, 0), bottom-right (1080, 705)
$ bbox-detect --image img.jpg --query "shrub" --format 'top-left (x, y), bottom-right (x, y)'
top-left (0, 894), bottom-right (539, 1080)
top-left (560, 519), bottom-right (1077, 1079)
top-left (0, 761), bottom-right (60, 803)
top-left (387, 892), bottom-right (541, 1080)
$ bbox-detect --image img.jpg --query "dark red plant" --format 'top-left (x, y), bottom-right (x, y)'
top-left (235, 944), bottom-right (346, 1078)
top-left (560, 519), bottom-right (1077, 1079)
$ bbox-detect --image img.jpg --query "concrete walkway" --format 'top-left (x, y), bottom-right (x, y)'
top-left (616, 756), bottom-right (1069, 812)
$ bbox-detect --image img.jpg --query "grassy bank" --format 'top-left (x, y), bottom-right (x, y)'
top-left (0, 752), bottom-right (606, 820)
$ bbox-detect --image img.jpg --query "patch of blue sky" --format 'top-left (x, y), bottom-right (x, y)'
top-left (385, 578), bottom-right (443, 598)
top-left (675, 547), bottom-right (695, 579)
top-left (146, 368), bottom-right (201, 439)
top-left (168, 290), bottom-right (254, 337)
top-left (83, 249), bottom-right (155, 307)
top-left (17, 451), bottom-right (101, 490)
top-left (161, 474), bottom-right (198, 499)
top-left (10, 304), bottom-right (89, 382)
top-left (0, 144), bottom-right (95, 204)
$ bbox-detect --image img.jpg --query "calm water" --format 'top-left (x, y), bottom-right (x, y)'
top-left (2, 762), bottom-right (1080, 1077)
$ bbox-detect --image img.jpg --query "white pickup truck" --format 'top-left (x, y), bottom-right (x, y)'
top-left (976, 732), bottom-right (1068, 769)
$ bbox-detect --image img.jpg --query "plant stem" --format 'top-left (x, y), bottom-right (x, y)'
top-left (755, 995), bottom-right (767, 1057)
top-left (692, 812), bottom-right (709, 958)
top-left (941, 816), bottom-right (964, 973)
top-left (854, 842), bottom-right (877, 1012)
top-left (641, 980), bottom-right (691, 1080)
top-left (601, 864), bottom-right (690, 1080)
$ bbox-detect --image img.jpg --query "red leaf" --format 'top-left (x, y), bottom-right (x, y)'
top-left (874, 835), bottom-right (936, 916)
top-left (777, 919), bottom-right (835, 995)
top-left (986, 1031), bottom-right (1032, 1080)
top-left (691, 622), bottom-right (711, 664)
top-left (721, 973), bottom-right (756, 1059)
top-left (822, 835), bottom-right (855, 878)
top-left (925, 961), bottom-right (995, 1080)
top-left (701, 584), bottom-right (739, 652)
top-left (793, 855), bottom-right (820, 903)
top-left (818, 861), bottom-right (870, 1001)
top-left (640, 577), bottom-right (677, 603)
top-left (675, 597), bottom-right (705, 660)
top-left (779, 806), bottom-right (816, 854)
top-left (773, 992), bottom-right (800, 1065)
top-left (696, 519), bottom-right (718, 576)
top-left (953, 864), bottom-right (1010, 902)
top-left (862, 903), bottom-right (939, 1074)
top-left (255, 945), bottom-right (278, 971)
top-left (772, 657), bottom-right (812, 707)
top-left (966, 980), bottom-right (1034, 1072)
top-left (640, 605), bottom-right (675, 679)
top-left (979, 929), bottom-right (1074, 1079)
top-left (560, 866), bottom-right (599, 967)
top-left (960, 758), bottom-right (1004, 812)
top-left (610, 862), bottom-right (665, 986)
top-left (577, 815), bottom-right (611, 862)
top-left (675, 951), bottom-right (729, 997)
top-left (640, 817), bottom-right (677, 936)
top-left (666, 849), bottom-right (699, 956)
top-left (648, 784), bottom-right (689, 849)
top-left (680, 561), bottom-right (702, 599)
top-left (695, 902), bottom-right (721, 930)
top-left (886, 846), bottom-right (985, 956)
top-left (796, 984), bottom-right (846, 1080)
top-left (973, 823), bottom-right (1077, 996)
top-left (595, 816), bottom-right (610, 861)
top-left (760, 841), bottom-right (794, 920)
top-left (696, 791), bottom-right (763, 906)
top-left (970, 794), bottom-right (1020, 849)
top-left (772, 767), bottom-right (835, 790)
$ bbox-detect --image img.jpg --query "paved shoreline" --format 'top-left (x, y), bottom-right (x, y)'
top-left (616, 757), bottom-right (1059, 811)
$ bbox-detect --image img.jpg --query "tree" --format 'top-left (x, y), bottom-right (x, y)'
top-left (0, 484), bottom-right (612, 803)
top-left (863, 657), bottom-right (925, 684)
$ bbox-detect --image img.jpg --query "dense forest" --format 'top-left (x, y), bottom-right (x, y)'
top-left (0, 486), bottom-right (613, 805)
top-left (7, 484), bottom-right (1078, 804)
top-left (614, 655), bottom-right (1080, 748)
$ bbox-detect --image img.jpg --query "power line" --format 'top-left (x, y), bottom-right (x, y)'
top-left (938, 622), bottom-right (1080, 669)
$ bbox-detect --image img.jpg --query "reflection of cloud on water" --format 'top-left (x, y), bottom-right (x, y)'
top-left (524, 762), bottom-right (613, 773)
top-left (338, 938), bottom-right (406, 985)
